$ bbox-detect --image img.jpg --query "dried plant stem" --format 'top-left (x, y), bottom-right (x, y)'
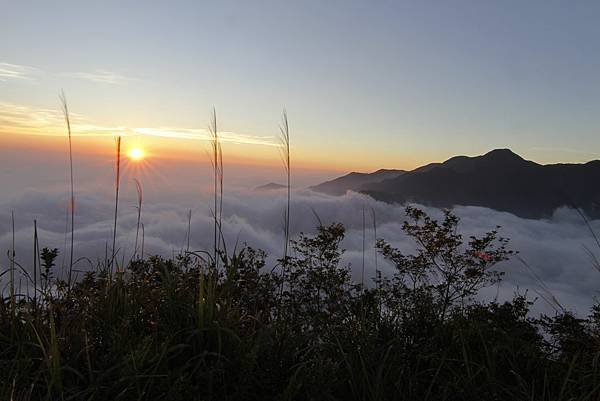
top-left (279, 110), bottom-right (291, 266)
top-left (371, 207), bottom-right (381, 317)
top-left (111, 137), bottom-right (122, 274)
top-left (186, 209), bottom-right (192, 253)
top-left (209, 108), bottom-right (223, 268)
top-left (33, 219), bottom-right (39, 311)
top-left (10, 211), bottom-right (15, 317)
top-left (59, 91), bottom-right (75, 289)
top-left (141, 223), bottom-right (145, 260)
top-left (277, 110), bottom-right (291, 301)
top-left (132, 179), bottom-right (143, 261)
top-left (361, 205), bottom-right (366, 289)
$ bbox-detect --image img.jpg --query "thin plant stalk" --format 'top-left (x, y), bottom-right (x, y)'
top-left (278, 110), bottom-right (291, 299)
top-left (279, 110), bottom-right (291, 265)
top-left (208, 108), bottom-right (223, 268)
top-left (186, 209), bottom-right (192, 253)
top-left (141, 223), bottom-right (145, 260)
top-left (219, 144), bottom-right (223, 249)
top-left (132, 178), bottom-right (143, 261)
top-left (33, 219), bottom-right (38, 311)
top-left (361, 205), bottom-right (366, 289)
top-left (10, 211), bottom-right (15, 317)
top-left (371, 208), bottom-right (378, 283)
top-left (59, 91), bottom-right (75, 290)
top-left (371, 207), bottom-right (381, 318)
top-left (111, 136), bottom-right (122, 274)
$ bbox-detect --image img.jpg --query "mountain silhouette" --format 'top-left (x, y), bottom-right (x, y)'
top-left (312, 149), bottom-right (600, 219)
top-left (255, 182), bottom-right (287, 192)
top-left (309, 169), bottom-right (405, 195)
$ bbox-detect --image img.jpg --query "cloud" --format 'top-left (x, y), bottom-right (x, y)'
top-left (133, 127), bottom-right (279, 147)
top-left (0, 63), bottom-right (132, 85)
top-left (68, 69), bottom-right (132, 85)
top-left (0, 62), bottom-right (39, 82)
top-left (0, 102), bottom-right (279, 147)
top-left (0, 102), bottom-right (126, 137)
top-left (2, 187), bottom-right (600, 316)
top-left (531, 146), bottom-right (600, 158)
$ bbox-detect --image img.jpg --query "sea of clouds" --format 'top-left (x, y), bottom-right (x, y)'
top-left (1, 186), bottom-right (600, 317)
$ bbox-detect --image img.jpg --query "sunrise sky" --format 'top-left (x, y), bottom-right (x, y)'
top-left (2, 0), bottom-right (600, 173)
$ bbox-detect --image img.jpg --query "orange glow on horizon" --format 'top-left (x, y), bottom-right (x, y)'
top-left (1, 132), bottom-right (412, 173)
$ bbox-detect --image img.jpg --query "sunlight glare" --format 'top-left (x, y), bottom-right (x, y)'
top-left (128, 147), bottom-right (145, 161)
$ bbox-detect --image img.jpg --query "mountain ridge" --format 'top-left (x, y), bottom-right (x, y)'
top-left (311, 149), bottom-right (600, 219)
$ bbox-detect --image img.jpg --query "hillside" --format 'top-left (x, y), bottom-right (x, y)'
top-left (309, 169), bottom-right (405, 195)
top-left (313, 149), bottom-right (600, 218)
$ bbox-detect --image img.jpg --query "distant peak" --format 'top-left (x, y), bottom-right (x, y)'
top-left (373, 168), bottom-right (403, 174)
top-left (483, 148), bottom-right (523, 161)
top-left (255, 182), bottom-right (286, 191)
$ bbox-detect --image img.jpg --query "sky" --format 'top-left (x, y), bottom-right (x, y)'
top-left (1, 0), bottom-right (599, 172)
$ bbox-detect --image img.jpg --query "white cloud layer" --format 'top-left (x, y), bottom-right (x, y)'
top-left (1, 188), bottom-right (600, 317)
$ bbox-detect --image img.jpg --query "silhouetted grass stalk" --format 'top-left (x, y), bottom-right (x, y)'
top-left (33, 219), bottom-right (39, 313)
top-left (132, 178), bottom-right (143, 261)
top-left (371, 208), bottom-right (381, 317)
top-left (361, 205), bottom-right (366, 289)
top-left (141, 223), bottom-right (145, 260)
top-left (186, 209), bottom-right (192, 253)
top-left (111, 136), bottom-right (122, 274)
top-left (278, 110), bottom-right (291, 296)
top-left (59, 91), bottom-right (75, 290)
top-left (9, 211), bottom-right (15, 318)
top-left (209, 108), bottom-right (223, 268)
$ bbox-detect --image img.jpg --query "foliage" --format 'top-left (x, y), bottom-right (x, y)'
top-left (1, 207), bottom-right (600, 400)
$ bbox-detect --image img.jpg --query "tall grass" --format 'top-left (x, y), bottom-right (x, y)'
top-left (208, 108), bottom-right (223, 267)
top-left (33, 219), bottom-right (39, 312)
top-left (186, 209), bottom-right (192, 253)
top-left (141, 222), bottom-right (145, 259)
top-left (132, 178), bottom-right (143, 261)
top-left (361, 205), bottom-right (366, 288)
top-left (278, 110), bottom-right (291, 297)
top-left (9, 211), bottom-right (15, 317)
top-left (279, 110), bottom-right (291, 263)
top-left (59, 91), bottom-right (75, 289)
top-left (110, 136), bottom-right (122, 274)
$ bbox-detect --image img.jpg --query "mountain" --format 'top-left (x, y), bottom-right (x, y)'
top-left (309, 169), bottom-right (406, 196)
top-left (313, 149), bottom-right (600, 219)
top-left (255, 182), bottom-right (287, 192)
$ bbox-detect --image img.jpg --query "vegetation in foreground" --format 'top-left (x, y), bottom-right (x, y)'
top-left (2, 206), bottom-right (600, 401)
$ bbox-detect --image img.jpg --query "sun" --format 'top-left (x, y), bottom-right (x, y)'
top-left (127, 147), bottom-right (145, 161)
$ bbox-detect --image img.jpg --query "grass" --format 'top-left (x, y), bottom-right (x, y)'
top-left (278, 110), bottom-right (291, 297)
top-left (132, 178), bottom-right (143, 262)
top-left (208, 108), bottom-right (223, 268)
top-left (59, 91), bottom-right (75, 290)
top-left (279, 110), bottom-right (291, 264)
top-left (111, 136), bottom-right (122, 274)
